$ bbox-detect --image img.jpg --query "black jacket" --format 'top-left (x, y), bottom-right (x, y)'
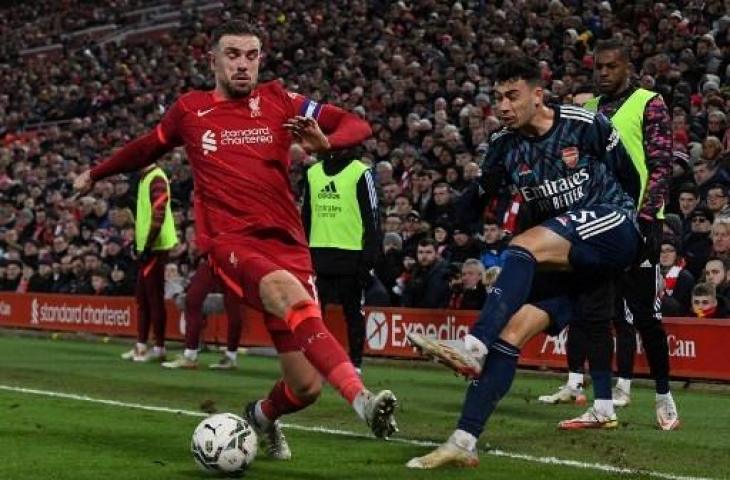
top-left (27, 273), bottom-right (54, 293)
top-left (302, 156), bottom-right (380, 277)
top-left (682, 232), bottom-right (713, 280)
top-left (402, 260), bottom-right (451, 309)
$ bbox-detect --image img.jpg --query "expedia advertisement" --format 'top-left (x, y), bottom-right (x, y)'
top-left (1, 294), bottom-right (729, 381)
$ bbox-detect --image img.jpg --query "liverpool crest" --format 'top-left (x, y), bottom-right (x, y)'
top-left (249, 96), bottom-right (262, 118)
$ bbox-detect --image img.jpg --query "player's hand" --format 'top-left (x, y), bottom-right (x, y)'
top-left (638, 216), bottom-right (662, 265)
top-left (284, 116), bottom-right (331, 153)
top-left (73, 169), bottom-right (94, 198)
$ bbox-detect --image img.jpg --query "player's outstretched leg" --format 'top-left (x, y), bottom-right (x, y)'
top-left (407, 305), bottom-right (547, 469)
top-left (410, 227), bottom-right (572, 380)
top-left (259, 270), bottom-right (398, 439)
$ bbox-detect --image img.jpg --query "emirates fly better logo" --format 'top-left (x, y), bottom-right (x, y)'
top-left (202, 130), bottom-right (217, 155)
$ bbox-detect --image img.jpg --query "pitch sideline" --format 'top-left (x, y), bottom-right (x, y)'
top-left (0, 384), bottom-right (712, 480)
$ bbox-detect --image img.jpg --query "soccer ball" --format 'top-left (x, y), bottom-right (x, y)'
top-left (191, 413), bottom-right (258, 476)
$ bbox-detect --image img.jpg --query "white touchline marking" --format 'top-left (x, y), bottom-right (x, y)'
top-left (0, 384), bottom-right (713, 480)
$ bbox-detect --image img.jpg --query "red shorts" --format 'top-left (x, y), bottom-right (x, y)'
top-left (210, 232), bottom-right (316, 353)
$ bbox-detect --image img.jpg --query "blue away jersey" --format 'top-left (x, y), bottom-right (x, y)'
top-left (481, 105), bottom-right (639, 227)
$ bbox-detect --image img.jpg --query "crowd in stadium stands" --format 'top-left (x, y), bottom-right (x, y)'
top-left (1, 0), bottom-right (729, 318)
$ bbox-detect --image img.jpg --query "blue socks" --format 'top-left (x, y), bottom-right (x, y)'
top-left (457, 339), bottom-right (520, 438)
top-left (469, 246), bottom-right (536, 346)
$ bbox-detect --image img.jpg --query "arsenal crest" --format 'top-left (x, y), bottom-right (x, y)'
top-left (561, 146), bottom-right (579, 168)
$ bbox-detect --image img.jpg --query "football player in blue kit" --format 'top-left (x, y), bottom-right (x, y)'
top-left (407, 56), bottom-right (642, 469)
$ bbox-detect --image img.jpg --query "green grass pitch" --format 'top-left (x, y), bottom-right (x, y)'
top-left (0, 332), bottom-right (728, 480)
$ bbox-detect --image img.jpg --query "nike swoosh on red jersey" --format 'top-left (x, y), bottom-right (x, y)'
top-left (197, 107), bottom-right (215, 117)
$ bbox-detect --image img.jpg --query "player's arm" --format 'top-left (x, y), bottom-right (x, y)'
top-left (74, 101), bottom-right (185, 193)
top-left (144, 176), bottom-right (170, 252)
top-left (640, 95), bottom-right (672, 220)
top-left (286, 95), bottom-right (372, 152)
top-left (477, 132), bottom-right (510, 204)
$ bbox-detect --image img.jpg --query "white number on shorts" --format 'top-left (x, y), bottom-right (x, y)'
top-left (567, 210), bottom-right (598, 224)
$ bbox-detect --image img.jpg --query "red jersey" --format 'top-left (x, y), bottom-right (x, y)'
top-left (158, 81), bottom-right (314, 245)
top-left (92, 80), bottom-right (371, 248)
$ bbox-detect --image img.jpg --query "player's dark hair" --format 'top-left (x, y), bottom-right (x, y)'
top-left (594, 37), bottom-right (630, 62)
top-left (495, 57), bottom-right (542, 86)
top-left (211, 20), bottom-right (262, 48)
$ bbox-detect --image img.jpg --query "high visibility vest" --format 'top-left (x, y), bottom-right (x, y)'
top-left (307, 160), bottom-right (368, 250)
top-left (135, 166), bottom-right (178, 252)
top-left (585, 88), bottom-right (664, 218)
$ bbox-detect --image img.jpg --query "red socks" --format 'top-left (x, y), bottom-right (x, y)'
top-left (260, 379), bottom-right (313, 420)
top-left (285, 300), bottom-right (364, 403)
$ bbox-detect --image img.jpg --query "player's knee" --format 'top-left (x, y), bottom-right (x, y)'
top-left (260, 270), bottom-right (310, 317)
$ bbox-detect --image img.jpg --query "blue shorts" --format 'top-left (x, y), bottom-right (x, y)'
top-left (543, 206), bottom-right (641, 273)
top-left (531, 206), bottom-right (638, 334)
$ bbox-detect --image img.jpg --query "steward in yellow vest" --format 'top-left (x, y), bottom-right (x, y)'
top-left (301, 148), bottom-right (380, 370)
top-left (554, 38), bottom-right (679, 430)
top-left (123, 163), bottom-right (179, 363)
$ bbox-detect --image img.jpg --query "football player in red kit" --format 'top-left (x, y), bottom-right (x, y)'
top-left (74, 20), bottom-right (397, 459)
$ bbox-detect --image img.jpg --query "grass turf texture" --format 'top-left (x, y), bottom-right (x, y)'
top-left (0, 333), bottom-right (728, 479)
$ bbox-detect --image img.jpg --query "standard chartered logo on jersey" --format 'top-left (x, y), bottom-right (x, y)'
top-left (520, 168), bottom-right (589, 212)
top-left (221, 127), bottom-right (273, 145)
top-left (30, 298), bottom-right (131, 327)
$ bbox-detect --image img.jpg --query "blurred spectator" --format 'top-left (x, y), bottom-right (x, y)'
top-left (424, 182), bottom-right (457, 226)
top-left (402, 210), bottom-right (427, 256)
top-left (706, 183), bottom-right (730, 218)
top-left (659, 238), bottom-right (694, 316)
top-left (480, 218), bottom-right (508, 269)
top-left (691, 282), bottom-right (730, 318)
top-left (402, 238), bottom-right (450, 309)
top-left (375, 232), bottom-right (404, 306)
top-left (711, 218), bottom-right (730, 261)
top-left (108, 263), bottom-right (134, 296)
top-left (90, 266), bottom-right (112, 295)
top-left (164, 263), bottom-right (185, 300)
top-left (448, 258), bottom-right (487, 310)
top-left (694, 159), bottom-right (730, 201)
top-left (433, 223), bottom-right (451, 257)
top-left (703, 257), bottom-right (730, 299)
top-left (443, 224), bottom-right (482, 263)
top-left (676, 183), bottom-right (700, 235)
top-left (27, 258), bottom-right (54, 293)
top-left (683, 207), bottom-right (714, 279)
top-left (0, 259), bottom-right (22, 291)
